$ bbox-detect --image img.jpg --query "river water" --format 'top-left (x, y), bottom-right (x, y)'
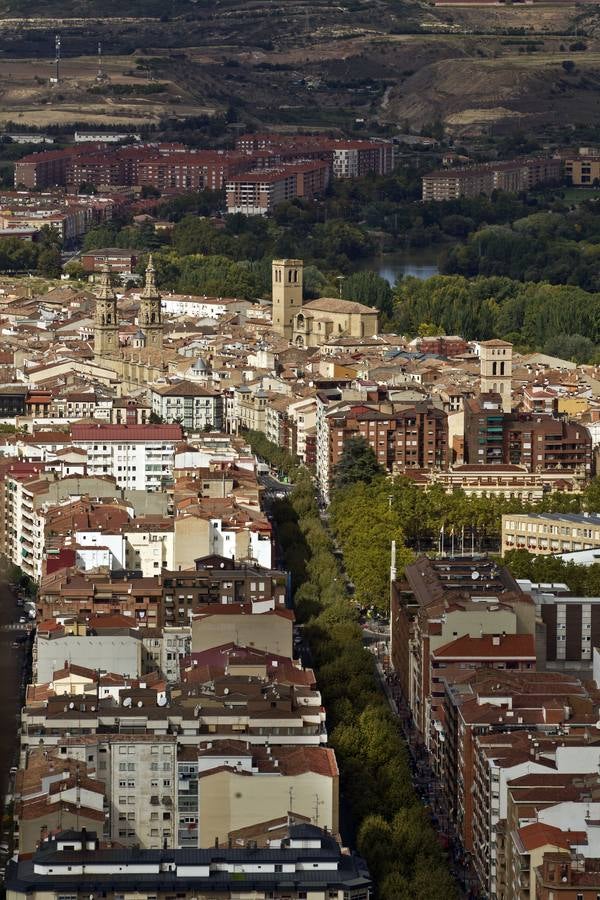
top-left (367, 247), bottom-right (441, 286)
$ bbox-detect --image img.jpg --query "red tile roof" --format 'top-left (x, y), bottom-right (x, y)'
top-left (517, 821), bottom-right (587, 852)
top-left (433, 633), bottom-right (536, 660)
top-left (71, 423), bottom-right (183, 442)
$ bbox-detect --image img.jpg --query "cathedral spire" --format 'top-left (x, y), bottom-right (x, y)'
top-left (141, 254), bottom-right (159, 299)
top-left (96, 264), bottom-right (116, 301)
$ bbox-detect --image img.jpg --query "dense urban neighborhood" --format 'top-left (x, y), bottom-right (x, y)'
top-left (4, 0), bottom-right (600, 893)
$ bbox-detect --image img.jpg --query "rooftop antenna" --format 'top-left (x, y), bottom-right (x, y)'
top-left (313, 793), bottom-right (323, 827)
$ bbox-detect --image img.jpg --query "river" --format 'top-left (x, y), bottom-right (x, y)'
top-left (364, 247), bottom-right (441, 286)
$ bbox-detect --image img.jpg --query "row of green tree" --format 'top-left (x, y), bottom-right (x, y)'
top-left (272, 468), bottom-right (458, 899)
top-left (442, 203), bottom-right (600, 293)
top-left (328, 438), bottom-right (600, 610)
top-left (0, 228), bottom-right (62, 278)
top-left (244, 429), bottom-right (301, 479)
top-left (503, 549), bottom-right (600, 595)
top-left (392, 273), bottom-right (600, 361)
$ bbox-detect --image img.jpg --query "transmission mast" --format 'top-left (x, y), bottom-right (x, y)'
top-left (51, 34), bottom-right (61, 85)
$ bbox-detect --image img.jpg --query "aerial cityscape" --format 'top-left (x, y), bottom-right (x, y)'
top-left (3, 1), bottom-right (600, 899)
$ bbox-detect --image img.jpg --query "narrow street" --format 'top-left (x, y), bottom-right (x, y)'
top-left (373, 658), bottom-right (480, 899)
top-left (0, 581), bottom-right (32, 856)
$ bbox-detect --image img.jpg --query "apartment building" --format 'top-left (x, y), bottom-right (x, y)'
top-left (423, 464), bottom-right (582, 500)
top-left (390, 555), bottom-right (535, 736)
top-left (150, 381), bottom-right (223, 431)
top-left (70, 423), bottom-right (183, 491)
top-left (14, 148), bottom-right (74, 189)
top-left (191, 604), bottom-right (294, 656)
top-left (235, 133), bottom-right (393, 178)
top-left (37, 569), bottom-right (164, 627)
top-left (81, 247), bottom-right (139, 274)
top-left (422, 156), bottom-right (561, 201)
top-left (464, 394), bottom-right (592, 474)
top-left (37, 557), bottom-right (287, 626)
top-left (316, 395), bottom-right (448, 499)
top-left (20, 681), bottom-right (327, 752)
top-left (14, 752), bottom-right (107, 854)
top-left (56, 734), bottom-right (178, 849)
top-left (192, 741), bottom-right (339, 847)
top-left (429, 669), bottom-right (592, 872)
top-left (502, 512), bottom-right (600, 556)
top-left (5, 825), bottom-right (373, 900)
top-left (565, 153), bottom-right (600, 185)
top-left (3, 471), bottom-right (125, 580)
top-left (225, 161), bottom-right (329, 215)
top-left (330, 140), bottom-right (393, 178)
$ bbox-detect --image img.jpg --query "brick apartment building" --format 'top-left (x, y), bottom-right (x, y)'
top-left (37, 554), bottom-right (288, 626)
top-left (225, 161), bottom-right (330, 215)
top-left (235, 134), bottom-right (393, 178)
top-left (390, 555), bottom-right (535, 735)
top-left (81, 247), bottom-right (140, 274)
top-left (316, 397), bottom-right (448, 497)
top-left (15, 148), bottom-right (74, 189)
top-left (422, 156), bottom-right (562, 201)
top-left (464, 393), bottom-right (592, 474)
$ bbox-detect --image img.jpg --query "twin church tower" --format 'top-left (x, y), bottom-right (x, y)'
top-left (94, 256), bottom-right (163, 359)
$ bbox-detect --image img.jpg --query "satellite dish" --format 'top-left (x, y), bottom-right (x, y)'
top-left (471, 571), bottom-right (480, 581)
top-left (68, 702), bottom-right (75, 709)
top-left (224, 688), bottom-right (229, 695)
top-left (157, 695), bottom-right (167, 707)
top-left (123, 696), bottom-right (132, 708)
top-left (595, 720), bottom-right (600, 730)
top-left (137, 700), bottom-right (143, 708)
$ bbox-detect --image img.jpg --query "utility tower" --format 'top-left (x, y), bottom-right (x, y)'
top-left (50, 34), bottom-right (61, 84)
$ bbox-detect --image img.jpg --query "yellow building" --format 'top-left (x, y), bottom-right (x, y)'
top-left (272, 258), bottom-right (379, 348)
top-left (557, 396), bottom-right (589, 416)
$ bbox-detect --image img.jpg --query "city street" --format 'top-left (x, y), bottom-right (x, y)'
top-left (372, 652), bottom-right (480, 898)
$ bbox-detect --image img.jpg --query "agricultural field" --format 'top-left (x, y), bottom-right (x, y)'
top-left (0, 0), bottom-right (599, 134)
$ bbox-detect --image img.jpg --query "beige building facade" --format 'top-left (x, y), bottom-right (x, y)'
top-left (197, 759), bottom-right (339, 847)
top-left (272, 259), bottom-right (378, 348)
top-left (191, 606), bottom-right (294, 657)
top-left (502, 512), bottom-right (600, 555)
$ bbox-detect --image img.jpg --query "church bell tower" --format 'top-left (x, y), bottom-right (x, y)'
top-left (94, 265), bottom-right (118, 357)
top-left (138, 255), bottom-right (163, 351)
top-left (272, 259), bottom-right (303, 340)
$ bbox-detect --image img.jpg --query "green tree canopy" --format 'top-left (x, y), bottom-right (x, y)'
top-left (333, 436), bottom-right (385, 491)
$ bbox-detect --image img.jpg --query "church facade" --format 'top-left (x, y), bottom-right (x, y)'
top-left (271, 259), bottom-right (378, 349)
top-left (93, 256), bottom-right (166, 391)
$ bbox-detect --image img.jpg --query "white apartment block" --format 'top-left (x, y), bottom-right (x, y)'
top-left (161, 295), bottom-right (247, 318)
top-left (71, 424), bottom-right (182, 492)
top-left (150, 383), bottom-right (223, 431)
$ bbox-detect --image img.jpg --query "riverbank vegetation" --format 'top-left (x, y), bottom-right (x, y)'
top-left (392, 273), bottom-right (600, 360)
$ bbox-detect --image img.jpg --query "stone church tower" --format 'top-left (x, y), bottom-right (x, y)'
top-left (272, 259), bottom-right (303, 340)
top-left (94, 265), bottom-right (119, 357)
top-left (138, 255), bottom-right (163, 351)
top-left (479, 339), bottom-right (513, 413)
